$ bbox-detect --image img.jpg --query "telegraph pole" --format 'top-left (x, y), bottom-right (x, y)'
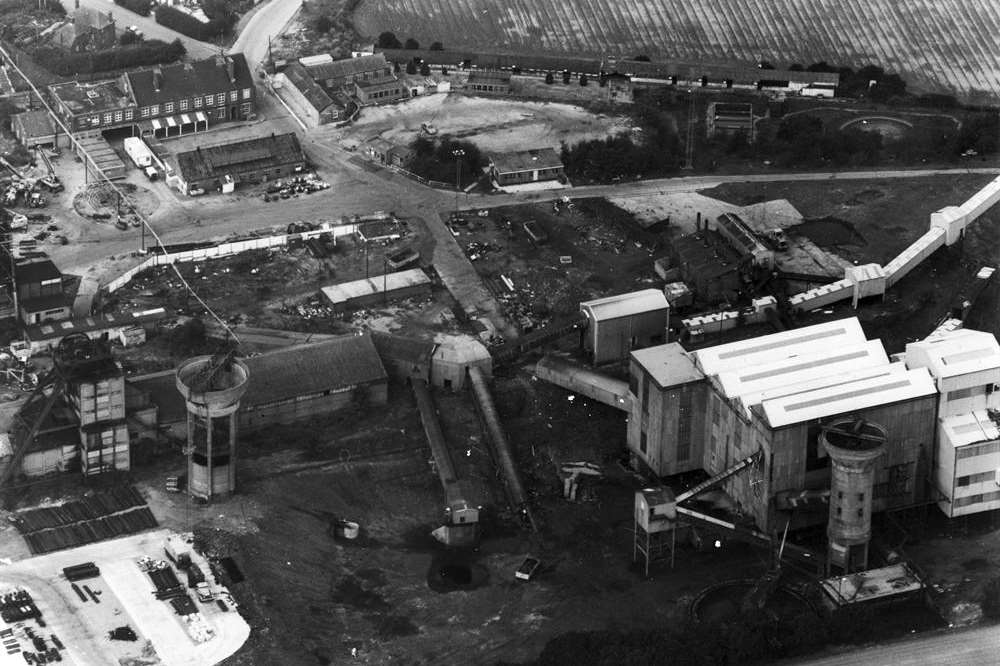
top-left (452, 148), bottom-right (465, 218)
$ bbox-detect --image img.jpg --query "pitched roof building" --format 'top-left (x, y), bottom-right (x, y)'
top-left (172, 132), bottom-right (306, 194)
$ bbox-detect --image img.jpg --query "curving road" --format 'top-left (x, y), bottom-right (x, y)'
top-left (228, 0), bottom-right (303, 68)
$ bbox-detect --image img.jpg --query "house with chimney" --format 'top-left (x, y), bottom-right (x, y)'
top-left (47, 54), bottom-right (255, 139)
top-left (49, 8), bottom-right (118, 53)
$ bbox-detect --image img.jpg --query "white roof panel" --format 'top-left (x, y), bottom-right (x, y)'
top-left (717, 340), bottom-right (888, 404)
top-left (581, 289), bottom-right (668, 322)
top-left (941, 411), bottom-right (1000, 448)
top-left (694, 317), bottom-right (866, 376)
top-left (905, 329), bottom-right (1000, 379)
top-left (761, 367), bottom-right (936, 428)
top-left (320, 268), bottom-right (430, 306)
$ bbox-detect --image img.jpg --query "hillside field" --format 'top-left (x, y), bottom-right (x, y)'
top-left (353, 0), bottom-right (1000, 102)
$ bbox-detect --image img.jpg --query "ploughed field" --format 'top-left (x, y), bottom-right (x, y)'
top-left (354, 0), bottom-right (1000, 101)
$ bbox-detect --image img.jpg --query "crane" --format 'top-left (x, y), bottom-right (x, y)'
top-left (33, 147), bottom-right (63, 193)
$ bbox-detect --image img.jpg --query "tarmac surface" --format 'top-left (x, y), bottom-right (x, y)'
top-left (0, 529), bottom-right (249, 666)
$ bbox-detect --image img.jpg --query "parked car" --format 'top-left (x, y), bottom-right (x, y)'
top-left (515, 556), bottom-right (541, 581)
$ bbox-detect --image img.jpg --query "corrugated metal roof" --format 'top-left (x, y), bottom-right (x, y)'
top-left (242, 334), bottom-right (386, 407)
top-left (761, 367), bottom-right (936, 428)
top-left (320, 268), bottom-right (431, 307)
top-left (305, 53), bottom-right (390, 82)
top-left (694, 318), bottom-right (866, 376)
top-left (581, 289), bottom-right (669, 322)
top-left (176, 133), bottom-right (305, 182)
top-left (717, 340), bottom-right (888, 404)
top-left (905, 329), bottom-right (1000, 380)
top-left (631, 343), bottom-right (704, 389)
top-left (129, 335), bottom-right (387, 420)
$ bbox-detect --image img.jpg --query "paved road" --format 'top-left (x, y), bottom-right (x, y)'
top-left (60, 0), bottom-right (218, 60)
top-left (469, 167), bottom-right (1000, 209)
top-left (796, 625), bottom-right (1000, 665)
top-left (229, 0), bottom-right (303, 67)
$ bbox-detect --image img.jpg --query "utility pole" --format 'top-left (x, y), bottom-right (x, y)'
top-left (683, 90), bottom-right (696, 170)
top-left (383, 258), bottom-right (388, 304)
top-left (452, 148), bottom-right (465, 218)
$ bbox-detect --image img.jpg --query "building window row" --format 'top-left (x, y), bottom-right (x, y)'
top-left (957, 440), bottom-right (1000, 460)
top-left (957, 470), bottom-right (995, 486)
top-left (955, 490), bottom-right (1000, 508)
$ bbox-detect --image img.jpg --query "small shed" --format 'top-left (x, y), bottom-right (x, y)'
top-left (371, 331), bottom-right (436, 383)
top-left (12, 110), bottom-right (60, 148)
top-left (580, 289), bottom-right (670, 365)
top-left (430, 335), bottom-right (493, 390)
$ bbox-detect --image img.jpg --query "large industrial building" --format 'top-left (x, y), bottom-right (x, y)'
top-left (626, 317), bottom-right (968, 532)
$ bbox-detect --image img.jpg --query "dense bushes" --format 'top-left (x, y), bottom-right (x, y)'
top-left (113, 0), bottom-right (152, 16)
top-left (31, 39), bottom-right (185, 76)
top-left (154, 4), bottom-right (234, 41)
top-left (561, 95), bottom-right (681, 181)
top-left (406, 136), bottom-right (483, 186)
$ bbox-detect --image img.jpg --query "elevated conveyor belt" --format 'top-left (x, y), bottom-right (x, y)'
top-left (491, 313), bottom-right (587, 366)
top-left (468, 366), bottom-right (538, 531)
top-left (411, 378), bottom-right (458, 487)
top-left (534, 354), bottom-right (632, 411)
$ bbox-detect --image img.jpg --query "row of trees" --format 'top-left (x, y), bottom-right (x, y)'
top-left (31, 39), bottom-right (185, 76)
top-left (561, 94), bottom-right (681, 182)
top-left (406, 136), bottom-right (483, 187)
top-left (376, 31), bottom-right (442, 51)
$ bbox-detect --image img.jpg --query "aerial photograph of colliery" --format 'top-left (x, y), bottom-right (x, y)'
top-left (3, 0), bottom-right (1000, 664)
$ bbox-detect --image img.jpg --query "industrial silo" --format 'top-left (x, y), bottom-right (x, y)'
top-left (822, 418), bottom-right (887, 575)
top-left (175, 354), bottom-right (249, 502)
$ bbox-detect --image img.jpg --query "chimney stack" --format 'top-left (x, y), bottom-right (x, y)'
top-left (226, 56), bottom-right (235, 84)
top-left (152, 66), bottom-right (163, 92)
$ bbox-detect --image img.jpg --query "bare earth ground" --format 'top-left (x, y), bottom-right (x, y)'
top-left (701, 175), bottom-right (1000, 352)
top-left (322, 94), bottom-right (631, 154)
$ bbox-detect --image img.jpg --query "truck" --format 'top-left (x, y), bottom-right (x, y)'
top-left (1, 208), bottom-right (27, 231)
top-left (164, 533), bottom-right (194, 568)
top-left (123, 137), bottom-right (159, 180)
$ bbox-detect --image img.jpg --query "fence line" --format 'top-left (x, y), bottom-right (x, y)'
top-left (102, 224), bottom-right (359, 294)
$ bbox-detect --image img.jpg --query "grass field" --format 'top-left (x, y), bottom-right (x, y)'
top-left (353, 0), bottom-right (1000, 102)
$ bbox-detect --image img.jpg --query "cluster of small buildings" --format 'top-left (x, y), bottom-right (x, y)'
top-left (378, 48), bottom-right (841, 100)
top-left (625, 316), bottom-right (1000, 536)
top-left (0, 329), bottom-right (494, 480)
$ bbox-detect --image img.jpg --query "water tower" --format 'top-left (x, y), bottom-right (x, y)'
top-left (175, 353), bottom-right (249, 502)
top-left (822, 418), bottom-right (887, 575)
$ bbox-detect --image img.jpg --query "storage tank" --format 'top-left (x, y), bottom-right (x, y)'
top-left (176, 354), bottom-right (249, 502)
top-left (823, 418), bottom-right (886, 574)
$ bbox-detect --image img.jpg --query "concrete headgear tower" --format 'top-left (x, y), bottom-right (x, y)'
top-left (175, 353), bottom-right (249, 502)
top-left (823, 418), bottom-right (887, 575)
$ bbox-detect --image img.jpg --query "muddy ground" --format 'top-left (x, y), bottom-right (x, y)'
top-left (453, 198), bottom-right (660, 334)
top-left (325, 94), bottom-right (631, 155)
top-left (703, 175), bottom-right (1000, 352)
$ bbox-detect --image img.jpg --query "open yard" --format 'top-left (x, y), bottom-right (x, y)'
top-left (354, 0), bottom-right (1000, 102)
top-left (450, 198), bottom-right (661, 333)
top-left (327, 94), bottom-right (630, 155)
